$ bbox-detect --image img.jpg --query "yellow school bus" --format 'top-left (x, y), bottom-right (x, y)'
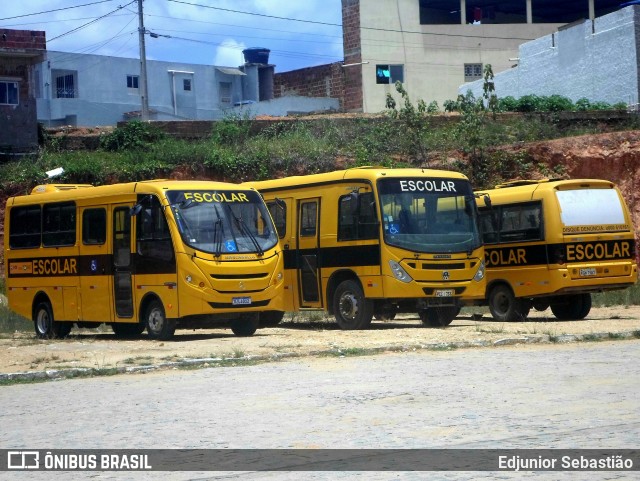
top-left (4, 180), bottom-right (284, 340)
top-left (246, 167), bottom-right (486, 329)
top-left (476, 179), bottom-right (637, 321)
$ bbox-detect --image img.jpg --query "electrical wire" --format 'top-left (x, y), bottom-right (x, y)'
top-left (48, 1), bottom-right (136, 42)
top-left (0, 0), bottom-right (118, 21)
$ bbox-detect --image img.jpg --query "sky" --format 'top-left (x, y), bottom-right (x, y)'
top-left (1, 0), bottom-right (345, 72)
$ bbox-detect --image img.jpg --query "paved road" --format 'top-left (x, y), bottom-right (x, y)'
top-left (1, 341), bottom-right (639, 480)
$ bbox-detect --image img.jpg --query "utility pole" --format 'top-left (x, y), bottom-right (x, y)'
top-left (137, 0), bottom-right (150, 121)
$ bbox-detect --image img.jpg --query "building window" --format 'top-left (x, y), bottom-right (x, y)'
top-left (55, 74), bottom-right (75, 98)
top-left (183, 78), bottom-right (191, 91)
top-left (219, 82), bottom-right (231, 103)
top-left (464, 63), bottom-right (483, 82)
top-left (376, 65), bottom-right (404, 84)
top-left (127, 75), bottom-right (139, 89)
top-left (0, 80), bottom-right (19, 105)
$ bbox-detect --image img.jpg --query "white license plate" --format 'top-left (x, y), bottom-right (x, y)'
top-left (435, 289), bottom-right (454, 297)
top-left (579, 268), bottom-right (597, 277)
top-left (232, 296), bottom-right (252, 306)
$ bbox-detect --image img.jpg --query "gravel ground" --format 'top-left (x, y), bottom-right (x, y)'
top-left (1, 305), bottom-right (639, 379)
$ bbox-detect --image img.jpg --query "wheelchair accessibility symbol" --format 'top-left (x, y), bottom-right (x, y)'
top-left (90, 259), bottom-right (98, 272)
top-left (225, 240), bottom-right (237, 252)
top-left (389, 223), bottom-right (400, 235)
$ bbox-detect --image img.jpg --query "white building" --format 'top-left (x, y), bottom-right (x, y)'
top-left (35, 49), bottom-right (338, 127)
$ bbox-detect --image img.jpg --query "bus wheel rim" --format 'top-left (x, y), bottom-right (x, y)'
top-left (339, 293), bottom-right (358, 320)
top-left (37, 310), bottom-right (49, 333)
top-left (148, 308), bottom-right (163, 330)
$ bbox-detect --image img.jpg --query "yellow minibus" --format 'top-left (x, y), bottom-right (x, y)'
top-left (247, 167), bottom-right (486, 329)
top-left (4, 180), bottom-right (284, 340)
top-left (476, 179), bottom-right (637, 321)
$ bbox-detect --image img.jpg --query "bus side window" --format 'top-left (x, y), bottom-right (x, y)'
top-left (499, 202), bottom-right (542, 242)
top-left (136, 195), bottom-right (173, 262)
top-left (9, 205), bottom-right (42, 249)
top-left (479, 209), bottom-right (499, 244)
top-left (82, 208), bottom-right (106, 245)
top-left (42, 202), bottom-right (76, 247)
top-left (338, 192), bottom-right (377, 241)
top-left (266, 201), bottom-right (286, 238)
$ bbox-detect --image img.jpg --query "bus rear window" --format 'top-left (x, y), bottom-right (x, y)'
top-left (556, 189), bottom-right (625, 227)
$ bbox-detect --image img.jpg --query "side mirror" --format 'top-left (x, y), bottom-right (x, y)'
top-left (483, 194), bottom-right (492, 209)
top-left (274, 198), bottom-right (286, 211)
top-left (349, 191), bottom-right (359, 214)
top-left (129, 204), bottom-right (143, 217)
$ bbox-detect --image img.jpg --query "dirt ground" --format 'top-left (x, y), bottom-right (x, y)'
top-left (1, 306), bottom-right (639, 375)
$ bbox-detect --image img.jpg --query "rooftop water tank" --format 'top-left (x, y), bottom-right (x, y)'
top-left (243, 47), bottom-right (270, 64)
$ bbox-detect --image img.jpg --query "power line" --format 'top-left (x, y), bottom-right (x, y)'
top-left (48, 1), bottom-right (136, 42)
top-left (0, 0), bottom-right (117, 21)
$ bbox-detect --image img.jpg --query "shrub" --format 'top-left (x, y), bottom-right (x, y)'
top-left (99, 120), bottom-right (165, 151)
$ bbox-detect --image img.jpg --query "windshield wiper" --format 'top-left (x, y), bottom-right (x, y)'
top-left (225, 204), bottom-right (264, 256)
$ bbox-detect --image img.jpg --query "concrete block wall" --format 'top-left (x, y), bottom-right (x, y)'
top-left (0, 29), bottom-right (46, 50)
top-left (273, 63), bottom-right (344, 107)
top-left (341, 0), bottom-right (363, 112)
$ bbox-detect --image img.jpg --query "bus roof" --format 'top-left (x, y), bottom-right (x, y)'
top-left (246, 167), bottom-right (469, 192)
top-left (8, 179), bottom-right (256, 206)
top-left (475, 178), bottom-right (617, 206)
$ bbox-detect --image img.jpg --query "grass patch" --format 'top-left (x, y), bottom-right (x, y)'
top-left (592, 283), bottom-right (640, 307)
top-left (320, 347), bottom-right (372, 357)
top-left (581, 333), bottom-right (601, 342)
top-left (607, 332), bottom-right (626, 340)
top-left (0, 305), bottom-right (32, 336)
top-left (474, 323), bottom-right (505, 334)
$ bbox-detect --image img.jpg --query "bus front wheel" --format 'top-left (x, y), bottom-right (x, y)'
top-left (145, 300), bottom-right (176, 340)
top-left (489, 285), bottom-right (530, 322)
top-left (33, 301), bottom-right (72, 339)
top-left (231, 315), bottom-right (259, 336)
top-left (333, 280), bottom-right (373, 330)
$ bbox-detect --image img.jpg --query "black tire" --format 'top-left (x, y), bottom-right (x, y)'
top-left (419, 306), bottom-right (459, 327)
top-left (112, 322), bottom-right (145, 338)
top-left (259, 311), bottom-right (285, 327)
top-left (333, 280), bottom-right (373, 330)
top-left (374, 307), bottom-right (397, 321)
top-left (33, 301), bottom-right (71, 339)
top-left (489, 285), bottom-right (530, 322)
top-left (231, 315), bottom-right (259, 336)
top-left (145, 300), bottom-right (176, 340)
top-left (551, 294), bottom-right (591, 320)
top-left (577, 293), bottom-right (592, 319)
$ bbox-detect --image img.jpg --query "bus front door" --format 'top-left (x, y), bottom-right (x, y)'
top-left (112, 205), bottom-right (134, 319)
top-left (297, 198), bottom-right (322, 308)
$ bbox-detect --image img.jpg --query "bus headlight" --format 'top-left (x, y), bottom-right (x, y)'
top-left (389, 260), bottom-right (413, 283)
top-left (473, 260), bottom-right (485, 282)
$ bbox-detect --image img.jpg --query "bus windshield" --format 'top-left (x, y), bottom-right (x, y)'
top-left (166, 190), bottom-right (278, 255)
top-left (378, 178), bottom-right (481, 254)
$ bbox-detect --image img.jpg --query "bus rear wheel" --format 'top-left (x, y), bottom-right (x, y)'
top-left (145, 300), bottom-right (176, 340)
top-left (489, 285), bottom-right (530, 322)
top-left (333, 280), bottom-right (373, 330)
top-left (231, 315), bottom-right (259, 336)
top-left (33, 301), bottom-right (72, 339)
top-left (419, 306), bottom-right (459, 327)
top-left (550, 294), bottom-right (591, 320)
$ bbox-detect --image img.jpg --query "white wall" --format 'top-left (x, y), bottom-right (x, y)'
top-left (460, 6), bottom-right (640, 106)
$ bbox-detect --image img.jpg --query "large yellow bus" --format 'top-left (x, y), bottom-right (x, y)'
top-left (4, 180), bottom-right (284, 340)
top-left (246, 167), bottom-right (486, 329)
top-left (476, 179), bottom-right (637, 321)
